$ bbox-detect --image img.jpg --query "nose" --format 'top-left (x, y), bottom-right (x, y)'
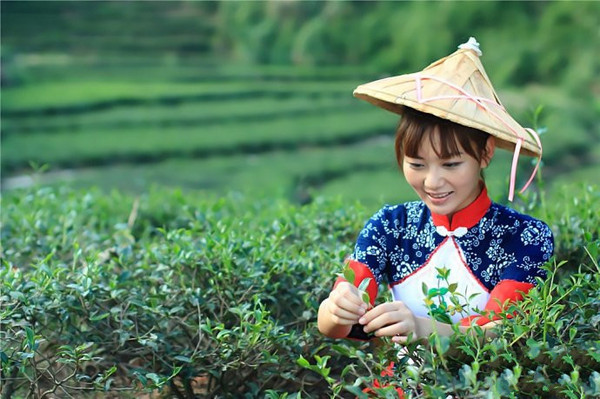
top-left (424, 167), bottom-right (445, 190)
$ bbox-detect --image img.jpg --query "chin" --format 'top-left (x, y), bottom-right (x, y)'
top-left (428, 205), bottom-right (453, 215)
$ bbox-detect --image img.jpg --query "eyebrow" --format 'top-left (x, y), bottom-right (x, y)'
top-left (405, 152), bottom-right (464, 160)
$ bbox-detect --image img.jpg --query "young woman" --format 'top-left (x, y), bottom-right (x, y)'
top-left (317, 38), bottom-right (554, 344)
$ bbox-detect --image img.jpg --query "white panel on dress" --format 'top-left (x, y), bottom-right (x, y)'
top-left (391, 238), bottom-right (490, 323)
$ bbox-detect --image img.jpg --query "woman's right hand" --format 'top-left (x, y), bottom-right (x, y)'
top-left (323, 281), bottom-right (368, 326)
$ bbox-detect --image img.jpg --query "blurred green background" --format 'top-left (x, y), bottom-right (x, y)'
top-left (2, 1), bottom-right (599, 211)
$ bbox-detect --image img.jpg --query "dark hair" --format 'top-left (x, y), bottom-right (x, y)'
top-left (394, 107), bottom-right (491, 166)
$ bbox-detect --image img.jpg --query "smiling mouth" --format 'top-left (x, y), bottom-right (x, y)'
top-left (427, 192), bottom-right (453, 199)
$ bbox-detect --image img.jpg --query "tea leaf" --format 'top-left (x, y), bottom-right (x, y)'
top-left (448, 283), bottom-right (458, 293)
top-left (361, 291), bottom-right (371, 305)
top-left (357, 277), bottom-right (371, 293)
top-left (343, 267), bottom-right (356, 285)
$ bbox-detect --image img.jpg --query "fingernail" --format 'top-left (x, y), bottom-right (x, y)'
top-left (359, 317), bottom-right (366, 324)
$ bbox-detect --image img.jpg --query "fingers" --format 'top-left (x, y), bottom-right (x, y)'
top-left (326, 297), bottom-right (366, 325)
top-left (326, 282), bottom-right (367, 325)
top-left (359, 302), bottom-right (401, 328)
top-left (376, 320), bottom-right (411, 338)
top-left (391, 334), bottom-right (413, 344)
top-left (361, 301), bottom-right (416, 339)
top-left (331, 282), bottom-right (366, 308)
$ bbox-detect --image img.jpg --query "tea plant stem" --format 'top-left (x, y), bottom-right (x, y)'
top-left (39, 361), bottom-right (79, 398)
top-left (168, 379), bottom-right (186, 399)
top-left (183, 378), bottom-right (196, 399)
top-left (1, 365), bottom-right (19, 399)
top-left (190, 303), bottom-right (204, 359)
top-left (541, 262), bottom-right (558, 344)
top-left (584, 246), bottom-right (600, 273)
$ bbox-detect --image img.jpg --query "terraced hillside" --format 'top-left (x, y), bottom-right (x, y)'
top-left (2, 2), bottom-right (599, 208)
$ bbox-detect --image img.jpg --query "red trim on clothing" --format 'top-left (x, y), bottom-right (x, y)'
top-left (450, 238), bottom-right (489, 293)
top-left (334, 260), bottom-right (378, 306)
top-left (460, 279), bottom-right (534, 326)
top-left (431, 184), bottom-right (491, 230)
top-left (390, 237), bottom-right (490, 294)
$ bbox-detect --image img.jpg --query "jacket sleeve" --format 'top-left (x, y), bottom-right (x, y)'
top-left (460, 279), bottom-right (534, 326)
top-left (461, 218), bottom-right (554, 327)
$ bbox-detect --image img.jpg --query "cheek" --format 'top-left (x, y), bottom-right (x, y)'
top-left (456, 165), bottom-right (482, 186)
top-left (402, 168), bottom-right (420, 188)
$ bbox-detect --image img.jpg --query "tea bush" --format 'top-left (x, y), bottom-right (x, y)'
top-left (1, 182), bottom-right (598, 398)
top-left (1, 186), bottom-right (363, 397)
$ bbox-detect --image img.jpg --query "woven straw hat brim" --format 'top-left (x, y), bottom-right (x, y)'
top-left (353, 49), bottom-right (540, 157)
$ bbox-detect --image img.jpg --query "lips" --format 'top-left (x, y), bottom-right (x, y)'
top-left (427, 191), bottom-right (452, 199)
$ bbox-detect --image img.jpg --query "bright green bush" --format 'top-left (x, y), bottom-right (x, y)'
top-left (1, 183), bottom-right (598, 398)
top-left (1, 186), bottom-right (364, 397)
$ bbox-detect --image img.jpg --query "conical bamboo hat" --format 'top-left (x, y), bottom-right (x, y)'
top-left (353, 38), bottom-right (541, 157)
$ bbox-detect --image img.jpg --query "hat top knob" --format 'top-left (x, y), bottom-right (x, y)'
top-left (458, 37), bottom-right (482, 57)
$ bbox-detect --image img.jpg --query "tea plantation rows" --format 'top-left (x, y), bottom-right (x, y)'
top-left (1, 183), bottom-right (599, 398)
top-left (2, 60), bottom-right (599, 209)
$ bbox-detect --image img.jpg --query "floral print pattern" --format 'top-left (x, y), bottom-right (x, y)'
top-left (351, 201), bottom-right (554, 290)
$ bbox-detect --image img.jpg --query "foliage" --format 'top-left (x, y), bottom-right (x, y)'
top-left (2, 3), bottom-right (598, 397)
top-left (0, 186), bottom-right (364, 397)
top-left (2, 181), bottom-right (598, 397)
top-left (2, 2), bottom-right (597, 92)
top-left (302, 258), bottom-right (600, 398)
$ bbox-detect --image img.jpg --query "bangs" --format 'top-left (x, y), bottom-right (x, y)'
top-left (395, 108), bottom-right (489, 164)
top-left (403, 125), bottom-right (465, 160)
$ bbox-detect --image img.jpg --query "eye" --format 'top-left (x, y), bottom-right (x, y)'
top-left (443, 162), bottom-right (462, 168)
top-left (407, 162), bottom-right (424, 169)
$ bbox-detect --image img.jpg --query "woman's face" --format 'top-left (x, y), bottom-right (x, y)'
top-left (402, 128), bottom-right (493, 219)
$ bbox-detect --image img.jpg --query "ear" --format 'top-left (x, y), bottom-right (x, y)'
top-left (481, 136), bottom-right (495, 168)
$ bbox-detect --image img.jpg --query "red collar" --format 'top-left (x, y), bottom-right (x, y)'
top-left (430, 185), bottom-right (491, 230)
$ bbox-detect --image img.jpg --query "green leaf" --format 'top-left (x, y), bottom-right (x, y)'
top-left (344, 385), bottom-right (369, 399)
top-left (146, 373), bottom-right (161, 385)
top-left (90, 312), bottom-right (109, 321)
top-left (25, 326), bottom-right (35, 349)
top-left (526, 338), bottom-right (542, 359)
top-left (435, 335), bottom-right (450, 355)
top-left (296, 356), bottom-right (310, 368)
top-left (361, 291), bottom-right (371, 305)
top-left (343, 267), bottom-right (355, 285)
top-left (568, 327), bottom-right (577, 342)
top-left (448, 283), bottom-right (458, 293)
top-left (357, 277), bottom-right (371, 292)
top-left (422, 282), bottom-right (429, 296)
top-left (436, 267), bottom-right (450, 280)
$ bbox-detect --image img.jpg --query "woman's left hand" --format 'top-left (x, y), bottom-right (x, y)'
top-left (359, 301), bottom-right (420, 344)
